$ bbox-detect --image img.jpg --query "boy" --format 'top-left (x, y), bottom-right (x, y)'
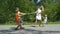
top-left (15, 7), bottom-right (25, 30)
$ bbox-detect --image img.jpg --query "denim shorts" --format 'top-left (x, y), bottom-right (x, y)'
top-left (19, 18), bottom-right (23, 23)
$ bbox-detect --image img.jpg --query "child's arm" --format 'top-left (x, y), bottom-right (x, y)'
top-left (35, 10), bottom-right (38, 13)
top-left (20, 12), bottom-right (26, 16)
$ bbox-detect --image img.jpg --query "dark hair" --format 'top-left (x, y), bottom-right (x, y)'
top-left (40, 8), bottom-right (42, 10)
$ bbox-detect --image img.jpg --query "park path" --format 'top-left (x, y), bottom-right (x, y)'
top-left (0, 24), bottom-right (60, 34)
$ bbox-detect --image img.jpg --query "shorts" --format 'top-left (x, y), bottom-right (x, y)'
top-left (36, 15), bottom-right (41, 20)
top-left (19, 18), bottom-right (23, 23)
top-left (17, 18), bottom-right (23, 25)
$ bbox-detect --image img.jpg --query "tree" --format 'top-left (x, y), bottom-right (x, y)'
top-left (0, 0), bottom-right (35, 24)
top-left (37, 0), bottom-right (60, 21)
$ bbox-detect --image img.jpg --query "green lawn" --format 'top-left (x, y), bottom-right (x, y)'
top-left (0, 21), bottom-right (60, 25)
top-left (24, 21), bottom-right (60, 25)
top-left (47, 21), bottom-right (60, 24)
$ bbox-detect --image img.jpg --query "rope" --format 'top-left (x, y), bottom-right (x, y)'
top-left (20, 12), bottom-right (35, 16)
top-left (25, 12), bottom-right (35, 15)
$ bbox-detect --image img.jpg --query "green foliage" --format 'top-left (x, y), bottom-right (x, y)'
top-left (0, 0), bottom-right (60, 24)
top-left (0, 0), bottom-right (35, 24)
top-left (39, 0), bottom-right (60, 21)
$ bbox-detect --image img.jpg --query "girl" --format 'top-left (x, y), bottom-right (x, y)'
top-left (34, 5), bottom-right (44, 27)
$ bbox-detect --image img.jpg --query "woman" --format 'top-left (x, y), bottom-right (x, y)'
top-left (34, 5), bottom-right (44, 27)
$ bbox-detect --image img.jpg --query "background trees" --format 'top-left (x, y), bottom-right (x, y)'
top-left (0, 0), bottom-right (60, 24)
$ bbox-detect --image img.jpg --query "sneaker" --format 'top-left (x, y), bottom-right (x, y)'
top-left (14, 28), bottom-right (19, 30)
top-left (20, 27), bottom-right (24, 29)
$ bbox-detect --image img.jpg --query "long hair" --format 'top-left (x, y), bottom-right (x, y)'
top-left (40, 5), bottom-right (44, 11)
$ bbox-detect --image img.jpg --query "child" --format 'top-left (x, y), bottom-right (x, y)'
top-left (15, 7), bottom-right (25, 30)
top-left (43, 15), bottom-right (47, 24)
top-left (34, 5), bottom-right (44, 27)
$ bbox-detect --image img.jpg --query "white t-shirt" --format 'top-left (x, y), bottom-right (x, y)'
top-left (36, 8), bottom-right (42, 20)
top-left (18, 11), bottom-right (20, 15)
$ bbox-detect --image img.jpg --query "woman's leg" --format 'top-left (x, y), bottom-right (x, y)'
top-left (39, 20), bottom-right (44, 27)
top-left (34, 19), bottom-right (37, 26)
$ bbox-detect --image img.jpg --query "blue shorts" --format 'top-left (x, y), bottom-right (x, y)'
top-left (19, 18), bottom-right (23, 23)
top-left (17, 18), bottom-right (23, 25)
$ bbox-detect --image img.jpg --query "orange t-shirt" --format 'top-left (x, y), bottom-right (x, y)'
top-left (15, 13), bottom-right (19, 23)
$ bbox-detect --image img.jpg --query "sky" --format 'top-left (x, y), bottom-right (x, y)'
top-left (37, 0), bottom-right (41, 3)
top-left (37, 0), bottom-right (56, 3)
top-left (53, 0), bottom-right (56, 2)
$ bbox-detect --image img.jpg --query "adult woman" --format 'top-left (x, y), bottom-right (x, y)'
top-left (34, 5), bottom-right (44, 27)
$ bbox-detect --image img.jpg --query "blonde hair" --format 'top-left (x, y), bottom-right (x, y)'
top-left (40, 5), bottom-right (44, 11)
top-left (15, 7), bottom-right (19, 12)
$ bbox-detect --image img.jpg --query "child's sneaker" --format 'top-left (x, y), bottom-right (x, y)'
top-left (14, 28), bottom-right (19, 30)
top-left (20, 27), bottom-right (24, 29)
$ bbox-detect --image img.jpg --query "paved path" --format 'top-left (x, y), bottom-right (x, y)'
top-left (0, 24), bottom-right (60, 34)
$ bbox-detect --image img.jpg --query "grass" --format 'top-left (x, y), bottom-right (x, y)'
top-left (21, 21), bottom-right (60, 24)
top-left (47, 21), bottom-right (60, 24)
top-left (0, 21), bottom-right (60, 25)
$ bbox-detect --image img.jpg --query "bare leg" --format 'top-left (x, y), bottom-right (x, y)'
top-left (34, 19), bottom-right (37, 26)
top-left (20, 23), bottom-right (23, 27)
top-left (39, 20), bottom-right (44, 27)
top-left (19, 23), bottom-right (24, 29)
top-left (15, 25), bottom-right (20, 30)
top-left (16, 25), bottom-right (19, 28)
